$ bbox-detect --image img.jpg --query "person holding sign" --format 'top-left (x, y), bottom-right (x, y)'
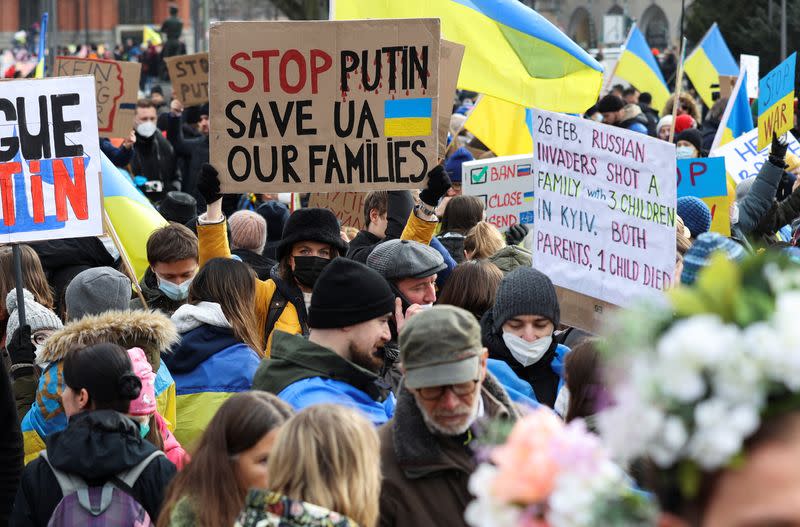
top-left (730, 134), bottom-right (789, 250)
top-left (194, 165), bottom-right (347, 355)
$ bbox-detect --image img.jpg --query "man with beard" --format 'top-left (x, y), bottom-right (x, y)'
top-left (379, 306), bottom-right (517, 527)
top-left (251, 258), bottom-right (397, 425)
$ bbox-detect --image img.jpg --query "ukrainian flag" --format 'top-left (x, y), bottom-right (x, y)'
top-left (100, 152), bottom-right (167, 280)
top-left (33, 13), bottom-right (47, 79)
top-left (332, 0), bottom-right (604, 113)
top-left (615, 25), bottom-right (669, 110)
top-left (684, 23), bottom-right (739, 108)
top-left (143, 25), bottom-right (163, 46)
top-left (710, 71), bottom-right (754, 152)
top-left (384, 98), bottom-right (433, 137)
top-left (464, 94), bottom-right (533, 156)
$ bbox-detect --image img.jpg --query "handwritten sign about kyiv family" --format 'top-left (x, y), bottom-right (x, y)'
top-left (532, 109), bottom-right (676, 307)
top-left (0, 76), bottom-right (103, 243)
top-left (462, 154), bottom-right (534, 232)
top-left (210, 19), bottom-right (440, 193)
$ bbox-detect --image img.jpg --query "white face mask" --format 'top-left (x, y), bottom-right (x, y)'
top-left (554, 387), bottom-right (570, 418)
top-left (730, 201), bottom-right (740, 226)
top-left (676, 145), bottom-right (696, 159)
top-left (502, 332), bottom-right (552, 367)
top-left (136, 121), bottom-right (157, 138)
top-left (418, 303), bottom-right (433, 311)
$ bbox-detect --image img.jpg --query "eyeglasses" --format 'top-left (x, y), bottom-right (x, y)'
top-left (416, 380), bottom-right (479, 401)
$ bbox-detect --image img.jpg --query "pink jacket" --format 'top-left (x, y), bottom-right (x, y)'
top-left (156, 412), bottom-right (188, 469)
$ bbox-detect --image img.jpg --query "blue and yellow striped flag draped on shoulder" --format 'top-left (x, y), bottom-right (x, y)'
top-left (684, 23), bottom-right (739, 108)
top-left (710, 71), bottom-right (754, 152)
top-left (615, 24), bottom-right (670, 110)
top-left (332, 0), bottom-right (604, 113)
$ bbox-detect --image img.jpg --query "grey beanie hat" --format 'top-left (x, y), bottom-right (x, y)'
top-left (736, 176), bottom-right (756, 201)
top-left (367, 239), bottom-right (446, 281)
top-left (65, 267), bottom-right (132, 321)
top-left (492, 267), bottom-right (560, 332)
top-left (5, 289), bottom-right (63, 339)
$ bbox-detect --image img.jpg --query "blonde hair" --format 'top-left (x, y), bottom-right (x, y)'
top-left (267, 405), bottom-right (381, 527)
top-left (464, 221), bottom-right (506, 260)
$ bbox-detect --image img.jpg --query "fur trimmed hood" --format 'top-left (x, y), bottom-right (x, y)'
top-left (38, 309), bottom-right (179, 371)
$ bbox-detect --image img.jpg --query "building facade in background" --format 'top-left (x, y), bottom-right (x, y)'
top-left (535, 0), bottom-right (690, 51)
top-left (0, 0), bottom-right (192, 51)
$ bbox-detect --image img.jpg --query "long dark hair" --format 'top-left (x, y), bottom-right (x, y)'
top-left (188, 258), bottom-right (262, 354)
top-left (63, 342), bottom-right (141, 413)
top-left (564, 339), bottom-right (604, 423)
top-left (439, 195), bottom-right (484, 235)
top-left (157, 392), bottom-right (293, 527)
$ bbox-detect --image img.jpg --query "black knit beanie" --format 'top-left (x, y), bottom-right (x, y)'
top-left (277, 208), bottom-right (348, 261)
top-left (309, 258), bottom-right (395, 329)
top-left (492, 267), bottom-right (560, 332)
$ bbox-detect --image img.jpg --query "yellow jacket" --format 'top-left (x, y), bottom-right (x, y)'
top-left (197, 211), bottom-right (437, 356)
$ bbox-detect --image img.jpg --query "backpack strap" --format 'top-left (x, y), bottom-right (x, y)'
top-left (116, 450), bottom-right (166, 489)
top-left (39, 450), bottom-right (87, 499)
top-left (264, 288), bottom-right (288, 343)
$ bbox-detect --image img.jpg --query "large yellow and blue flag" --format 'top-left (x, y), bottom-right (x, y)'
top-left (332, 0), bottom-right (604, 114)
top-left (464, 95), bottom-right (533, 156)
top-left (100, 152), bottom-right (167, 280)
top-left (684, 23), bottom-right (738, 108)
top-left (710, 71), bottom-right (754, 152)
top-left (143, 25), bottom-right (163, 46)
top-left (34, 12), bottom-right (47, 79)
top-left (615, 24), bottom-right (670, 110)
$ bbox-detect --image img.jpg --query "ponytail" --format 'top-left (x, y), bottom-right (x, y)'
top-left (63, 342), bottom-right (141, 414)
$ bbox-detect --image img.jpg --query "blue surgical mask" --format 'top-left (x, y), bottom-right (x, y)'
top-left (157, 276), bottom-right (192, 300)
top-left (139, 420), bottom-right (150, 438)
top-left (676, 146), bottom-right (696, 159)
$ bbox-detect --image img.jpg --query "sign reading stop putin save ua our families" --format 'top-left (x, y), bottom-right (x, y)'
top-left (0, 76), bottom-right (103, 243)
top-left (532, 109), bottom-right (676, 308)
top-left (210, 19), bottom-right (440, 193)
top-left (758, 52), bottom-right (796, 150)
top-left (462, 154), bottom-right (535, 232)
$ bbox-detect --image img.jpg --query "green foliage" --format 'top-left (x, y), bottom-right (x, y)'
top-left (685, 0), bottom-right (800, 87)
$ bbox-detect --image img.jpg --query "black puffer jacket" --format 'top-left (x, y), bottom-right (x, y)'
top-left (130, 131), bottom-right (181, 203)
top-left (11, 410), bottom-right (176, 527)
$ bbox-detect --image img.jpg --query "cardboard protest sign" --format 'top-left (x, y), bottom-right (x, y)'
top-left (711, 127), bottom-right (800, 184)
top-left (677, 157), bottom-right (730, 236)
top-left (0, 76), bottom-right (103, 243)
top-left (740, 54), bottom-right (759, 99)
top-left (532, 109), bottom-right (676, 312)
top-left (55, 57), bottom-right (141, 138)
top-left (308, 192), bottom-right (365, 230)
top-left (210, 19), bottom-right (440, 194)
top-left (758, 52), bottom-right (796, 150)
top-left (438, 40), bottom-right (465, 159)
top-left (165, 52), bottom-right (209, 106)
top-left (462, 154), bottom-right (534, 232)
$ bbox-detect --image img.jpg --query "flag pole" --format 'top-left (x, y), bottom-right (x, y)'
top-left (103, 209), bottom-right (148, 309)
top-left (668, 37), bottom-right (688, 144)
top-left (601, 24), bottom-right (635, 96)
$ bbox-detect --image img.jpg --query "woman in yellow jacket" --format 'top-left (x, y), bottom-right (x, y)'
top-left (194, 164), bottom-right (448, 355)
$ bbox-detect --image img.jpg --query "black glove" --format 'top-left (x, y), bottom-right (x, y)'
top-left (419, 165), bottom-right (451, 207)
top-left (198, 163), bottom-right (222, 204)
top-left (7, 325), bottom-right (34, 368)
top-left (769, 133), bottom-right (789, 169)
top-left (505, 224), bottom-right (529, 246)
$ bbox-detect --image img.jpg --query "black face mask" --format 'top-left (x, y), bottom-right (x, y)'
top-left (293, 256), bottom-right (331, 288)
